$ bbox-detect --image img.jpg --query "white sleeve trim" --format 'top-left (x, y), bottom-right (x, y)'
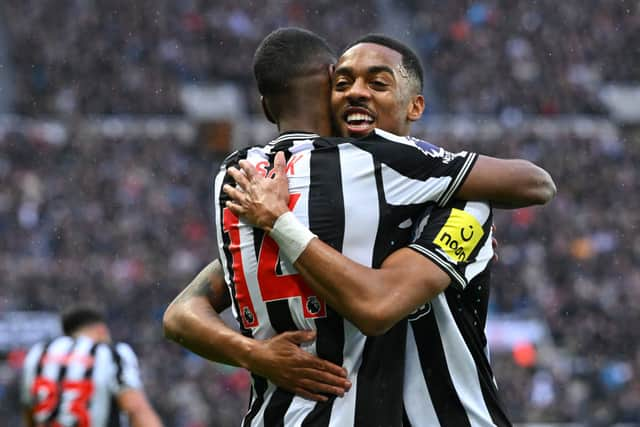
top-left (408, 244), bottom-right (468, 290)
top-left (437, 152), bottom-right (478, 207)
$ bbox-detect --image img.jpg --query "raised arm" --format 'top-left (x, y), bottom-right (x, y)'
top-left (457, 155), bottom-right (556, 208)
top-left (162, 259), bottom-right (351, 400)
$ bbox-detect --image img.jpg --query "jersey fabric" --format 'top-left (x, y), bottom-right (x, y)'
top-left (214, 129), bottom-right (478, 427)
top-left (21, 335), bottom-right (143, 427)
top-left (403, 200), bottom-right (512, 427)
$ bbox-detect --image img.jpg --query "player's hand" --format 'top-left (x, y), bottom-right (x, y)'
top-left (224, 151), bottom-right (291, 231)
top-left (247, 330), bottom-right (352, 402)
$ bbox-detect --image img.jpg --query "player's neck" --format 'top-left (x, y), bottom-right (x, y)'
top-left (277, 115), bottom-right (332, 136)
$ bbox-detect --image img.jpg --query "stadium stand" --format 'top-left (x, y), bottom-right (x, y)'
top-left (0, 0), bottom-right (638, 425)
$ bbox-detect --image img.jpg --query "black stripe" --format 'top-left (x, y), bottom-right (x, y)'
top-left (83, 342), bottom-right (100, 379)
top-left (82, 342), bottom-right (100, 423)
top-left (307, 144), bottom-right (345, 368)
top-left (45, 338), bottom-right (79, 424)
top-left (410, 316), bottom-right (471, 427)
top-left (266, 300), bottom-right (297, 333)
top-left (446, 285), bottom-right (512, 426)
top-left (35, 340), bottom-right (53, 376)
top-left (243, 375), bottom-right (267, 427)
top-left (263, 389), bottom-right (294, 427)
top-left (107, 395), bottom-right (121, 427)
top-left (355, 323), bottom-right (406, 427)
top-left (109, 345), bottom-right (123, 387)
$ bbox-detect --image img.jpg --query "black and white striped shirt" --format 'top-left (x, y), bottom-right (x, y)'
top-left (404, 200), bottom-right (512, 427)
top-left (21, 335), bottom-right (143, 427)
top-left (214, 129), bottom-right (478, 427)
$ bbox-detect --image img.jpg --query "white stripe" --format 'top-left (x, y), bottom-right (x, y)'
top-left (463, 201), bottom-right (491, 224)
top-left (381, 163), bottom-right (453, 206)
top-left (338, 144), bottom-right (379, 266)
top-left (328, 321), bottom-right (365, 427)
top-left (404, 326), bottom-right (441, 426)
top-left (432, 294), bottom-right (495, 427)
top-left (409, 245), bottom-right (468, 290)
top-left (284, 396), bottom-right (317, 426)
top-left (462, 202), bottom-right (493, 282)
top-left (465, 236), bottom-right (493, 282)
top-left (250, 383), bottom-right (277, 427)
top-left (438, 152), bottom-right (477, 206)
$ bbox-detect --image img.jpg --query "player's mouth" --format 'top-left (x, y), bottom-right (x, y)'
top-left (343, 107), bottom-right (375, 136)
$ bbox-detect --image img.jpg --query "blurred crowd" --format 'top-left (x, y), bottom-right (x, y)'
top-left (0, 0), bottom-right (639, 425)
top-left (1, 0), bottom-right (378, 115)
top-left (404, 0), bottom-right (638, 114)
top-left (1, 0), bottom-right (638, 115)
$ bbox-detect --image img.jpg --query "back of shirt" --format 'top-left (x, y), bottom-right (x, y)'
top-left (214, 129), bottom-right (478, 427)
top-left (21, 335), bottom-right (143, 427)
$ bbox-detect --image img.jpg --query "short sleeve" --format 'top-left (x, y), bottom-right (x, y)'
top-left (408, 201), bottom-right (493, 290)
top-left (355, 129), bottom-right (478, 207)
top-left (111, 342), bottom-right (143, 395)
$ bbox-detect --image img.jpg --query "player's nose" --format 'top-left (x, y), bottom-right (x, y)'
top-left (345, 78), bottom-right (371, 102)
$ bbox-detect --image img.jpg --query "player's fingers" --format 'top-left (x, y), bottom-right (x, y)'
top-left (283, 329), bottom-right (317, 345)
top-left (296, 376), bottom-right (348, 397)
top-left (273, 151), bottom-right (286, 176)
top-left (290, 387), bottom-right (328, 402)
top-left (301, 367), bottom-right (351, 388)
top-left (300, 355), bottom-right (348, 378)
top-left (225, 200), bottom-right (246, 216)
top-left (227, 167), bottom-right (250, 189)
top-left (223, 184), bottom-right (246, 203)
top-left (238, 159), bottom-right (257, 179)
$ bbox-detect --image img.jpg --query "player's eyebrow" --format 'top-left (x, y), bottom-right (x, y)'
top-left (334, 65), bottom-right (396, 78)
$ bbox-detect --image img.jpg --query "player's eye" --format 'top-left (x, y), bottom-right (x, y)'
top-left (371, 80), bottom-right (388, 89)
top-left (333, 80), bottom-right (351, 90)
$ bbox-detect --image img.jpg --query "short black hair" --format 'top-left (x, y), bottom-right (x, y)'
top-left (345, 34), bottom-right (424, 93)
top-left (61, 306), bottom-right (106, 335)
top-left (253, 27), bottom-right (336, 97)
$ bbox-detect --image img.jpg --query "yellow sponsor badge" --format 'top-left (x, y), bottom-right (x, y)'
top-left (433, 208), bottom-right (484, 262)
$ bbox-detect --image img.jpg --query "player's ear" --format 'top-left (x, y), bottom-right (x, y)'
top-left (407, 94), bottom-right (425, 122)
top-left (261, 96), bottom-right (276, 124)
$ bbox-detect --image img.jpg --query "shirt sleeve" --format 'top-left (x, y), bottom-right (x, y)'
top-left (408, 201), bottom-right (494, 290)
top-left (111, 342), bottom-right (143, 395)
top-left (355, 129), bottom-right (478, 207)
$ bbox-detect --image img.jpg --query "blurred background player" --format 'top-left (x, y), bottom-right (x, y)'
top-left (21, 305), bottom-right (163, 427)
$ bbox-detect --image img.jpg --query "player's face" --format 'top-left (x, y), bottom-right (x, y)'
top-left (331, 43), bottom-right (424, 137)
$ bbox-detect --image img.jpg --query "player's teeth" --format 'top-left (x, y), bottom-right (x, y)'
top-left (347, 113), bottom-right (373, 123)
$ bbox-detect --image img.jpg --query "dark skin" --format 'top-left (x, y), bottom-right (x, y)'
top-left (164, 260), bottom-right (351, 401)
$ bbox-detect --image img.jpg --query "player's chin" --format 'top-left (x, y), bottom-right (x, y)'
top-left (344, 122), bottom-right (375, 137)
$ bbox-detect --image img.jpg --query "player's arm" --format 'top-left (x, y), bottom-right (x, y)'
top-left (117, 389), bottom-right (163, 427)
top-left (162, 259), bottom-right (351, 400)
top-left (456, 155), bottom-right (556, 208)
top-left (224, 153), bottom-right (451, 335)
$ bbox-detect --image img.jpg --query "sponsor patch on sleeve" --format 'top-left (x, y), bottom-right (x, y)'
top-left (433, 208), bottom-right (484, 262)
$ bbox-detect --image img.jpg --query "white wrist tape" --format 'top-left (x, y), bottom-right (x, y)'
top-left (269, 212), bottom-right (317, 263)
